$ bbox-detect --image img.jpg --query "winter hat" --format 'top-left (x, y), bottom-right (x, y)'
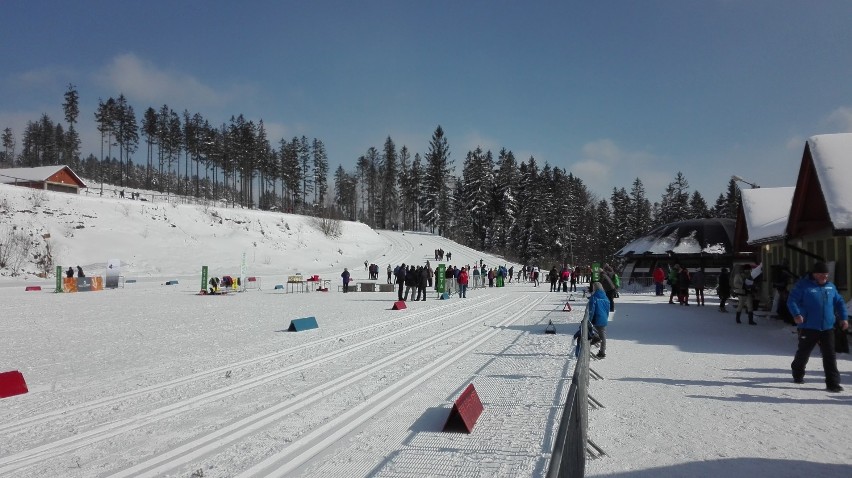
top-left (812, 261), bottom-right (829, 274)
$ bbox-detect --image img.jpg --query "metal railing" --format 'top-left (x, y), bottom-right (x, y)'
top-left (547, 309), bottom-right (591, 478)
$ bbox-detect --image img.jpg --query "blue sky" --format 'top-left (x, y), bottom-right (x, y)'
top-left (2, 1), bottom-right (852, 201)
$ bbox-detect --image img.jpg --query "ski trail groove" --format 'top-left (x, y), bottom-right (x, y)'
top-left (107, 295), bottom-right (537, 478)
top-left (0, 294), bottom-right (507, 475)
top-left (238, 294), bottom-right (547, 477)
top-left (0, 292), bottom-right (491, 437)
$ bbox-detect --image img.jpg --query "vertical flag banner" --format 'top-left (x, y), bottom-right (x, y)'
top-left (436, 264), bottom-right (446, 293)
top-left (201, 266), bottom-right (208, 292)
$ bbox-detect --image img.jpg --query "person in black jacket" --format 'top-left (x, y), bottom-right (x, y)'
top-left (415, 266), bottom-right (428, 301)
top-left (395, 263), bottom-right (406, 301)
top-left (66, 267), bottom-right (74, 278)
top-left (404, 265), bottom-right (417, 301)
top-left (76, 266), bottom-right (85, 278)
top-left (341, 268), bottom-right (351, 293)
top-left (717, 268), bottom-right (731, 312)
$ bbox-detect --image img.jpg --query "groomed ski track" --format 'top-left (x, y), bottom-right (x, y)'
top-left (1, 230), bottom-right (580, 477)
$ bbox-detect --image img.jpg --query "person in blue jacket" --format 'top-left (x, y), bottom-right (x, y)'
top-left (588, 281), bottom-right (611, 359)
top-left (786, 261), bottom-right (849, 392)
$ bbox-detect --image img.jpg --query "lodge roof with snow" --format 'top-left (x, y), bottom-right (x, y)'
top-left (787, 133), bottom-right (852, 236)
top-left (739, 187), bottom-right (795, 245)
top-left (616, 218), bottom-right (736, 258)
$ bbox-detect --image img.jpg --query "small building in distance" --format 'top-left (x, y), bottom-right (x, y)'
top-left (0, 165), bottom-right (87, 194)
top-left (616, 217), bottom-right (750, 288)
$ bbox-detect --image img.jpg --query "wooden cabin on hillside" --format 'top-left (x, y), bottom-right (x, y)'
top-left (0, 165), bottom-right (87, 194)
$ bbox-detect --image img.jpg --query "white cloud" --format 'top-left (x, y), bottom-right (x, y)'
top-left (826, 106), bottom-right (852, 132)
top-left (12, 66), bottom-right (76, 90)
top-left (91, 53), bottom-right (242, 111)
top-left (785, 135), bottom-right (805, 151)
top-left (568, 138), bottom-right (668, 198)
top-left (262, 121), bottom-right (293, 145)
top-left (459, 131), bottom-right (500, 156)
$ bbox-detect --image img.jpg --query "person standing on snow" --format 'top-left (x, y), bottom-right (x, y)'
top-left (653, 265), bottom-right (666, 296)
top-left (395, 263), bottom-right (407, 301)
top-left (732, 264), bottom-right (756, 324)
top-left (458, 267), bottom-right (469, 298)
top-left (717, 267), bottom-right (732, 312)
top-left (549, 266), bottom-right (559, 292)
top-left (588, 281), bottom-right (611, 359)
top-left (692, 269), bottom-right (705, 306)
top-left (787, 262), bottom-right (849, 392)
top-left (341, 267), bottom-right (351, 293)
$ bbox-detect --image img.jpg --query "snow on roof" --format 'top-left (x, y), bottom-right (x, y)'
top-left (807, 133), bottom-right (852, 230)
top-left (741, 187), bottom-right (794, 244)
top-left (0, 165), bottom-right (73, 184)
top-left (616, 218), bottom-right (735, 256)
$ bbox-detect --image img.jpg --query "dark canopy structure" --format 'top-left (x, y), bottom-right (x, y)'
top-left (616, 218), bottom-right (753, 286)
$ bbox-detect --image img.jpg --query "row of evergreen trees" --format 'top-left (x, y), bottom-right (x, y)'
top-left (1, 87), bottom-right (742, 267)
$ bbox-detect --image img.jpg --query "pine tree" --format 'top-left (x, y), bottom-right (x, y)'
top-left (688, 191), bottom-right (710, 218)
top-left (312, 139), bottom-right (329, 208)
top-left (460, 146), bottom-right (493, 248)
top-left (723, 177), bottom-right (740, 219)
top-left (380, 136), bottom-right (398, 229)
top-left (298, 135), bottom-right (312, 210)
top-left (1, 128), bottom-right (14, 167)
top-left (409, 152), bottom-right (423, 229)
top-left (141, 107), bottom-right (158, 189)
top-left (657, 171), bottom-right (691, 225)
top-left (333, 165), bottom-right (357, 220)
top-left (397, 146), bottom-right (412, 229)
top-left (565, 173), bottom-right (594, 265)
top-left (114, 94), bottom-right (137, 187)
top-left (610, 187), bottom-right (631, 254)
top-left (594, 199), bottom-right (614, 261)
top-left (627, 177), bottom-right (652, 239)
top-left (280, 137), bottom-right (301, 212)
top-left (422, 126), bottom-right (453, 235)
top-left (62, 84), bottom-right (80, 167)
top-left (488, 148), bottom-right (519, 253)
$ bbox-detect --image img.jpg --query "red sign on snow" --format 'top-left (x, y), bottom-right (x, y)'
top-left (443, 383), bottom-right (484, 433)
top-left (0, 370), bottom-right (28, 399)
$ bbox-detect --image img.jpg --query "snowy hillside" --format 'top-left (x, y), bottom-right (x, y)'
top-left (0, 183), bottom-right (390, 284)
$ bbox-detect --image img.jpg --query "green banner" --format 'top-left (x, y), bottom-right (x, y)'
top-left (201, 265), bottom-right (208, 292)
top-left (55, 265), bottom-right (63, 293)
top-left (436, 264), bottom-right (446, 293)
top-left (592, 262), bottom-right (601, 283)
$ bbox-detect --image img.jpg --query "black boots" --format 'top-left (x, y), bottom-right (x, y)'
top-left (736, 312), bottom-right (757, 325)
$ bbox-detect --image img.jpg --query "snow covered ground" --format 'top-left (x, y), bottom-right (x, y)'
top-left (1, 185), bottom-right (850, 477)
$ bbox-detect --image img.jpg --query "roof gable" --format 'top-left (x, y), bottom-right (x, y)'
top-left (0, 165), bottom-right (86, 188)
top-left (787, 134), bottom-right (852, 236)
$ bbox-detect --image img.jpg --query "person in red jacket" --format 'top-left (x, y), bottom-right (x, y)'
top-left (652, 266), bottom-right (666, 296)
top-left (458, 267), bottom-right (469, 298)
